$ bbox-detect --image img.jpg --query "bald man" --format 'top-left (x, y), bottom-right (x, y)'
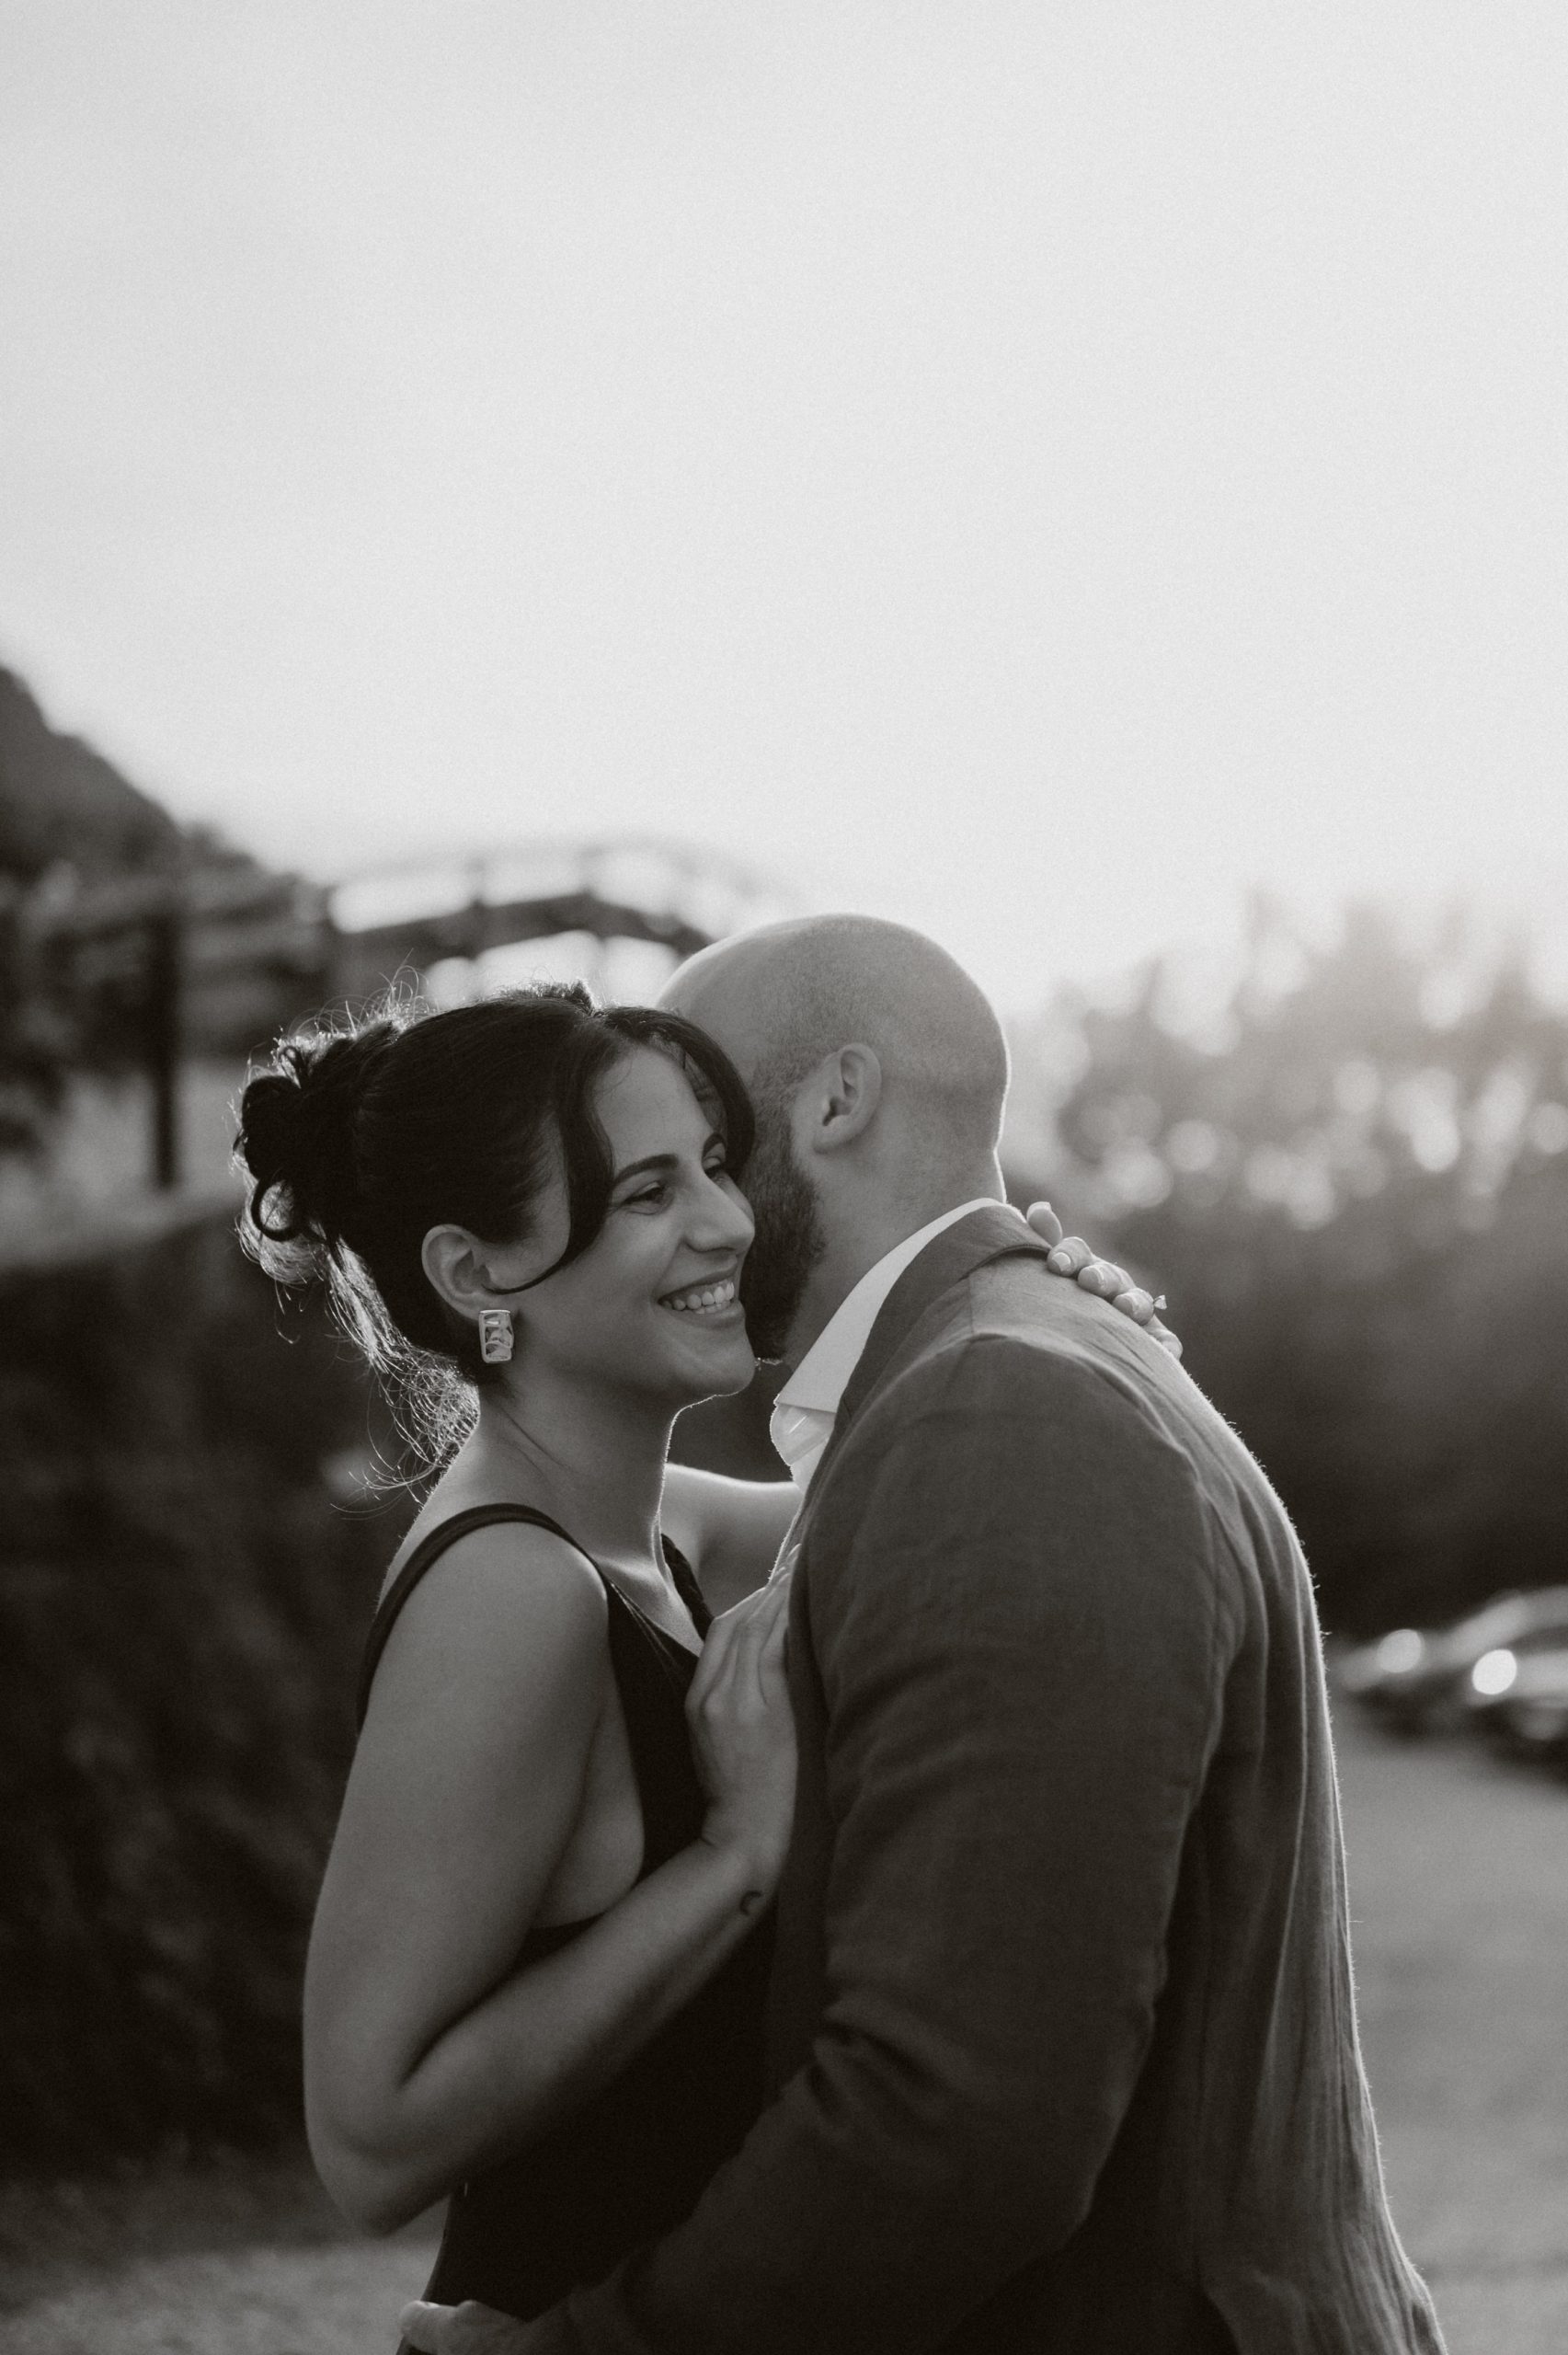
top-left (406, 918), bottom-right (1443, 2355)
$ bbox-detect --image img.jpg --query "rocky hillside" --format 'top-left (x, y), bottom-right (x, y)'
top-left (0, 664), bottom-right (243, 886)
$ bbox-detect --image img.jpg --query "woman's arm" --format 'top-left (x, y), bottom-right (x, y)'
top-left (662, 1464), bottom-right (797, 1611)
top-left (304, 1528), bottom-right (791, 2233)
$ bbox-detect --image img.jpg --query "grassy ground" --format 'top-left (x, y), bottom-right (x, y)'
top-left (1, 1708), bottom-right (1562, 2352)
top-left (0, 2156), bottom-right (437, 2353)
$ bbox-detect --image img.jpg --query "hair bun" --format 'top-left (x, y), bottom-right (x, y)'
top-left (236, 1020), bottom-right (398, 1260)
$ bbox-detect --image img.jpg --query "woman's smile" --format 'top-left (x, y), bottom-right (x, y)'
top-left (658, 1273), bottom-right (744, 1322)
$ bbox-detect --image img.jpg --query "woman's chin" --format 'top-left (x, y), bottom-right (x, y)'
top-left (664, 1329), bottom-right (758, 1406)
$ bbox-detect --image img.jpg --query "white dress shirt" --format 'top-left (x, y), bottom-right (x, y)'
top-left (768, 1200), bottom-right (1000, 1497)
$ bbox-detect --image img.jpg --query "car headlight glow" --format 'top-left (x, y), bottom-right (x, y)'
top-left (1376, 1628), bottom-right (1425, 1675)
top-left (1471, 1648), bottom-right (1518, 1697)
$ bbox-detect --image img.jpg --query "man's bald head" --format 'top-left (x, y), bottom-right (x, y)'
top-left (663, 913), bottom-right (1010, 1153)
top-left (662, 915), bottom-right (1009, 1358)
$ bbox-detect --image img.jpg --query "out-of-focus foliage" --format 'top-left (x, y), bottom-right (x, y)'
top-left (0, 883), bottom-right (72, 1153)
top-left (1012, 896), bottom-right (1568, 1636)
top-left (0, 663), bottom-right (261, 1153)
top-left (0, 1211), bottom-right (407, 2174)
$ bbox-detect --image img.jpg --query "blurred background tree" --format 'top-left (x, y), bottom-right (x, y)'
top-left (0, 1211), bottom-right (409, 2175)
top-left (1009, 892), bottom-right (1568, 1636)
top-left (0, 663), bottom-right (258, 1160)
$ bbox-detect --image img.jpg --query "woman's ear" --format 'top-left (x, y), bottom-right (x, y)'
top-left (420, 1224), bottom-right (505, 1321)
top-left (805, 1044), bottom-right (883, 1155)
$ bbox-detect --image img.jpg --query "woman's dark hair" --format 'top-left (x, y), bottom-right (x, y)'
top-left (235, 982), bottom-right (753, 1470)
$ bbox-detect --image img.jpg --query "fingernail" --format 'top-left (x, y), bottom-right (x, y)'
top-left (1047, 1247), bottom-right (1072, 1271)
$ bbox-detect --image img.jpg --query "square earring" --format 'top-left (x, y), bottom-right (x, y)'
top-left (477, 1308), bottom-right (514, 1365)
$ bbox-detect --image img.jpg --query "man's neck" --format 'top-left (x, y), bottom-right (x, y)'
top-left (782, 1180), bottom-right (1004, 1371)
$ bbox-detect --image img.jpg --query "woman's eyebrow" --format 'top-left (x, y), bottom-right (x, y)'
top-left (612, 1154), bottom-right (679, 1185)
top-left (611, 1133), bottom-right (725, 1186)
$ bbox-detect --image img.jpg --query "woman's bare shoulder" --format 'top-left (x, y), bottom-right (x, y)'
top-left (365, 1513), bottom-right (610, 1735)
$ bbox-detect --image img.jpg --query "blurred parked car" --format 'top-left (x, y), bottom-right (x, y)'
top-left (1333, 1586), bottom-right (1568, 1737)
top-left (1461, 1637), bottom-right (1568, 1764)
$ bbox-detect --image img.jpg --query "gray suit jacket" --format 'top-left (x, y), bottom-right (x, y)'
top-left (558, 1207), bottom-right (1446, 2353)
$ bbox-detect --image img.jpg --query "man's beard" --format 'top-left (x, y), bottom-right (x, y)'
top-left (738, 1124), bottom-right (828, 1362)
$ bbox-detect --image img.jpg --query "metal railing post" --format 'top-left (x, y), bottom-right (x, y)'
top-left (143, 906), bottom-right (182, 1190)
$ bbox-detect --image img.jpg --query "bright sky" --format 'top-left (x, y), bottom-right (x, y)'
top-left (2, 3), bottom-right (1565, 1012)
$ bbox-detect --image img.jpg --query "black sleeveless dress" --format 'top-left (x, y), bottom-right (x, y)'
top-left (356, 1504), bottom-right (772, 2325)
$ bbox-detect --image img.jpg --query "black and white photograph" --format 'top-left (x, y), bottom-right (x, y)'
top-left (2, 8), bottom-right (1566, 2352)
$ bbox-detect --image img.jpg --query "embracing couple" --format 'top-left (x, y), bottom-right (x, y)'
top-left (237, 914), bottom-right (1444, 2355)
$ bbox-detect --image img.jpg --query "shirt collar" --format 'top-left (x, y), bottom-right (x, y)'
top-left (769, 1200), bottom-right (998, 1490)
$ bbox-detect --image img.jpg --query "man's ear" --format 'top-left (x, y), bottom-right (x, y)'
top-left (801, 1044), bottom-right (883, 1155)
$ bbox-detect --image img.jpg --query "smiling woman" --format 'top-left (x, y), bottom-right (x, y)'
top-left (230, 982), bottom-right (801, 2326)
top-left (235, 982), bottom-right (757, 1468)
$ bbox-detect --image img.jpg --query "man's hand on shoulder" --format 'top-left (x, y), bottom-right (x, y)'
top-left (1023, 1200), bottom-right (1183, 1358)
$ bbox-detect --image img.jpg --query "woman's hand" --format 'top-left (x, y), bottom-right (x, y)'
top-left (686, 1571), bottom-right (797, 1890)
top-left (1024, 1200), bottom-right (1183, 1359)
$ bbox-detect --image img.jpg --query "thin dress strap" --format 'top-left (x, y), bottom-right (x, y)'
top-left (356, 1502), bottom-right (708, 1730)
top-left (664, 1540), bottom-right (712, 1637)
top-left (358, 1504), bottom-right (593, 1731)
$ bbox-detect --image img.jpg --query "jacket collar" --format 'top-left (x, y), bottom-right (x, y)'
top-left (807, 1202), bottom-right (1052, 1497)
